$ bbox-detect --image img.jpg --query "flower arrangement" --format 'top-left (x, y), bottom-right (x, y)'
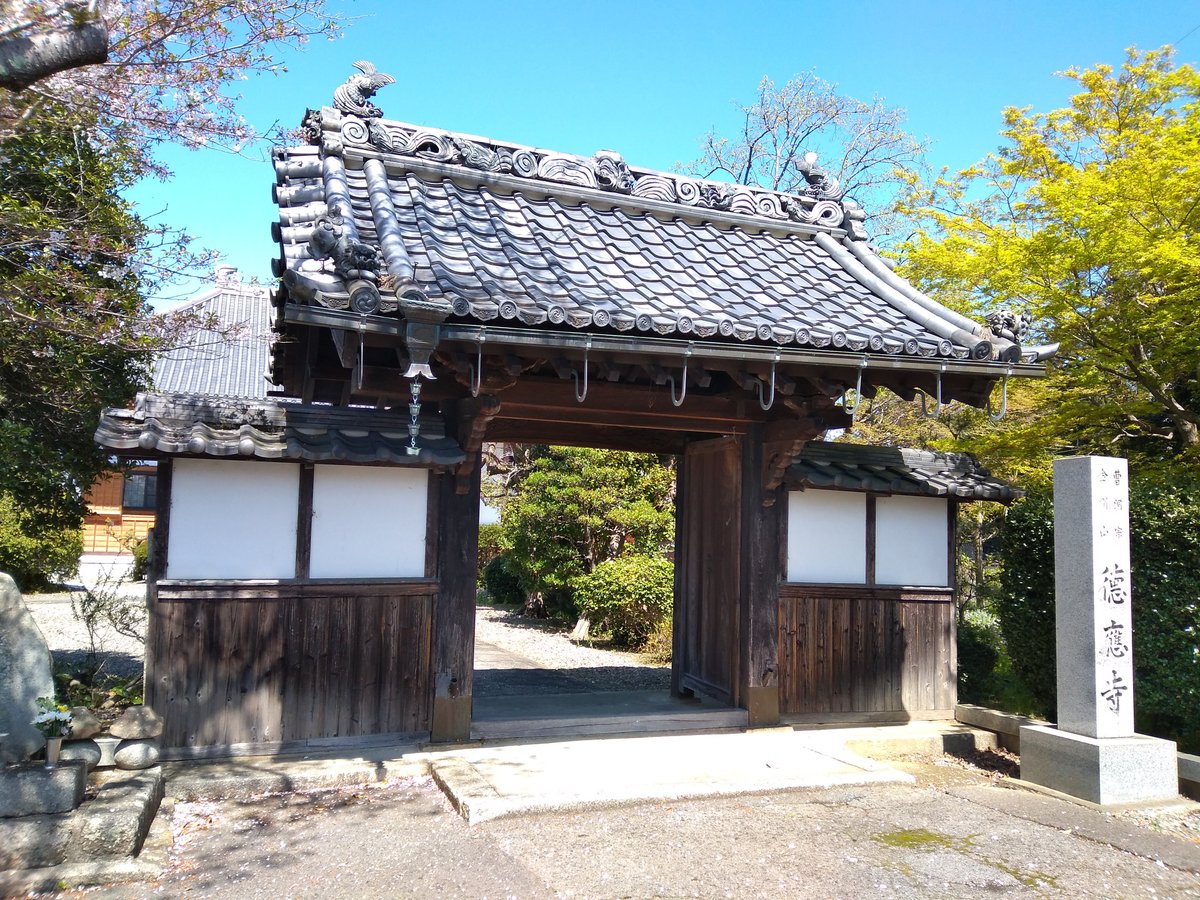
top-left (32, 697), bottom-right (72, 739)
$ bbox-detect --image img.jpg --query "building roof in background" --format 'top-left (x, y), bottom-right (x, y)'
top-left (785, 441), bottom-right (1018, 502)
top-left (153, 266), bottom-right (278, 399)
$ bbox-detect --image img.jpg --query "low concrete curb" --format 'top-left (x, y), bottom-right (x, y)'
top-left (957, 703), bottom-right (1200, 798)
top-left (164, 751), bottom-right (429, 802)
top-left (429, 730), bottom-right (917, 824)
top-left (950, 783), bottom-right (1200, 874)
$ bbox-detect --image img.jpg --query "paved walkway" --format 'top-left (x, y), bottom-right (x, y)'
top-left (87, 764), bottom-right (1200, 899)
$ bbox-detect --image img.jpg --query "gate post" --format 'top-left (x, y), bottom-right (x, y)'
top-left (740, 426), bottom-right (782, 726)
top-left (430, 459), bottom-right (481, 742)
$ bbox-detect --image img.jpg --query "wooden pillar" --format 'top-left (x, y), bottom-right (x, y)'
top-left (740, 426), bottom-right (782, 726)
top-left (670, 445), bottom-right (690, 698)
top-left (430, 456), bottom-right (481, 742)
top-left (144, 459), bottom-right (172, 717)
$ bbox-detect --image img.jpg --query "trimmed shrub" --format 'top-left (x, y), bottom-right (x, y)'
top-left (994, 473), bottom-right (1200, 751)
top-left (574, 555), bottom-right (674, 648)
top-left (477, 523), bottom-right (505, 587)
top-left (483, 553), bottom-right (525, 607)
top-left (0, 493), bottom-right (82, 591)
top-left (993, 492), bottom-right (1057, 718)
top-left (131, 539), bottom-right (150, 582)
top-left (957, 607), bottom-right (1001, 704)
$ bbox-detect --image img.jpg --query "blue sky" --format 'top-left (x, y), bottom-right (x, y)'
top-left (128, 0), bottom-right (1200, 305)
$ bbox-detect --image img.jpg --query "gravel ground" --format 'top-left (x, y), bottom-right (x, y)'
top-left (21, 588), bottom-right (147, 683)
top-left (474, 606), bottom-right (670, 694)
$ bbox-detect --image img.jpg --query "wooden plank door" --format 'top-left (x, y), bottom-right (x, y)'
top-left (673, 436), bottom-right (741, 704)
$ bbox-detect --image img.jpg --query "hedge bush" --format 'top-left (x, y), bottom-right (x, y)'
top-left (993, 492), bottom-right (1057, 717)
top-left (477, 523), bottom-right (506, 587)
top-left (482, 552), bottom-right (525, 607)
top-left (0, 493), bottom-right (82, 591)
top-left (994, 473), bottom-right (1200, 751)
top-left (131, 539), bottom-right (150, 582)
top-left (573, 555), bottom-right (673, 648)
top-left (957, 607), bottom-right (1001, 704)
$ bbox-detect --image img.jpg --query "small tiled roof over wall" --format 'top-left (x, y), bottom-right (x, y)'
top-left (785, 441), bottom-right (1018, 502)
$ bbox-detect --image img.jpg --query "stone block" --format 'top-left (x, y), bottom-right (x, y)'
top-left (67, 768), bottom-right (164, 862)
top-left (0, 813), bottom-right (72, 868)
top-left (1020, 724), bottom-right (1178, 805)
top-left (110, 706), bottom-right (163, 740)
top-left (1179, 752), bottom-right (1200, 801)
top-left (114, 739), bottom-right (161, 770)
top-left (0, 574), bottom-right (57, 761)
top-left (955, 704), bottom-right (1049, 753)
top-left (95, 735), bottom-right (120, 768)
top-left (0, 760), bottom-right (86, 817)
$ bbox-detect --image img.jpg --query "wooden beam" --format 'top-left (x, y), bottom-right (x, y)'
top-left (295, 463), bottom-right (314, 579)
top-left (453, 395), bottom-right (501, 494)
top-left (484, 419), bottom-right (691, 453)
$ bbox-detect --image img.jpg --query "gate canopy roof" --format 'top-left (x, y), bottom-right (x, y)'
top-left (267, 63), bottom-right (1052, 451)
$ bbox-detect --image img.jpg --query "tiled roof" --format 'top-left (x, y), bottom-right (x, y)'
top-left (785, 441), bottom-right (1018, 502)
top-left (292, 171), bottom-right (964, 356)
top-left (269, 64), bottom-right (1049, 370)
top-left (153, 275), bottom-right (278, 399)
top-left (95, 393), bottom-right (464, 467)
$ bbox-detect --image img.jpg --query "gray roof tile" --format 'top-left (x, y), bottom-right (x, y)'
top-left (786, 442), bottom-right (1018, 503)
top-left (272, 107), bottom-right (1013, 363)
top-left (152, 280), bottom-right (279, 399)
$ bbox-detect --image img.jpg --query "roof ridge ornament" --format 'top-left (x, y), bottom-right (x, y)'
top-left (796, 151), bottom-right (843, 201)
top-left (333, 60), bottom-right (395, 119)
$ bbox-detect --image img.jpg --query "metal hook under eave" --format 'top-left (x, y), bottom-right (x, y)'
top-left (755, 349), bottom-right (781, 411)
top-left (469, 333), bottom-right (484, 398)
top-left (989, 368), bottom-right (1012, 422)
top-left (572, 337), bottom-right (592, 403)
top-left (356, 330), bottom-right (365, 391)
top-left (668, 343), bottom-right (693, 407)
top-left (843, 356), bottom-right (869, 422)
top-left (922, 363), bottom-right (946, 419)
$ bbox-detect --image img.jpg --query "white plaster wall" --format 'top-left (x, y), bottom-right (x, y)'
top-left (167, 460), bottom-right (298, 580)
top-left (875, 495), bottom-right (949, 586)
top-left (76, 554), bottom-right (134, 587)
top-left (310, 466), bottom-right (428, 578)
top-left (787, 490), bottom-right (866, 583)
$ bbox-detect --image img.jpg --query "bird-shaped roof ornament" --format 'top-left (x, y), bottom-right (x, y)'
top-left (333, 61), bottom-right (396, 118)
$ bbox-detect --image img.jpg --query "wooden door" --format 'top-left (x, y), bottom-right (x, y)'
top-left (673, 436), bottom-right (741, 704)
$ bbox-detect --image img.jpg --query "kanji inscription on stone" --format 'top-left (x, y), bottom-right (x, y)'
top-left (1052, 456), bottom-right (1134, 739)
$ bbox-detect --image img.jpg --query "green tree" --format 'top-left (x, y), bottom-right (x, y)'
top-left (898, 47), bottom-right (1200, 471)
top-left (497, 446), bottom-right (674, 631)
top-left (0, 112), bottom-right (150, 530)
top-left (0, 2), bottom-right (339, 552)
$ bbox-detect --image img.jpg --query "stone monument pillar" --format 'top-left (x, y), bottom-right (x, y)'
top-left (1020, 456), bottom-right (1178, 805)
